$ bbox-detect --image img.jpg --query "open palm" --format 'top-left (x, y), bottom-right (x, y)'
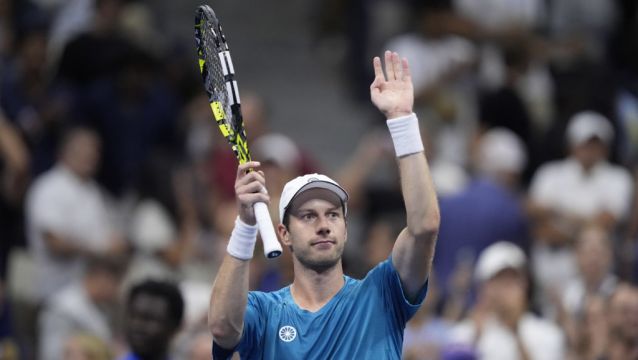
top-left (370, 51), bottom-right (414, 119)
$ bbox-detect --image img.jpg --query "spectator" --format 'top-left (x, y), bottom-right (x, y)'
top-left (1, 19), bottom-right (73, 175)
top-left (561, 224), bottom-right (617, 317)
top-left (450, 242), bottom-right (565, 360)
top-left (0, 112), bottom-right (29, 277)
top-left (386, 1), bottom-right (478, 170)
top-left (607, 284), bottom-right (638, 360)
top-left (120, 280), bottom-right (184, 360)
top-left (78, 47), bottom-right (180, 197)
top-left (25, 127), bottom-right (127, 303)
top-left (39, 255), bottom-right (124, 360)
top-left (528, 111), bottom-right (633, 316)
top-left (435, 128), bottom-right (530, 296)
top-left (55, 0), bottom-right (134, 87)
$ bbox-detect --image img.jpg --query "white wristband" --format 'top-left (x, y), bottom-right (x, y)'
top-left (386, 113), bottom-right (424, 157)
top-left (227, 217), bottom-right (258, 260)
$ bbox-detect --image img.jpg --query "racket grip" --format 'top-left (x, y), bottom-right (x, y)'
top-left (253, 201), bottom-right (283, 258)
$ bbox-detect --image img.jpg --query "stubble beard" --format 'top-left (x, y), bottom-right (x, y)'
top-left (293, 242), bottom-right (344, 273)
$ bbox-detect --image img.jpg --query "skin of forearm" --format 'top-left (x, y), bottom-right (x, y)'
top-left (398, 153), bottom-right (440, 240)
top-left (209, 254), bottom-right (251, 349)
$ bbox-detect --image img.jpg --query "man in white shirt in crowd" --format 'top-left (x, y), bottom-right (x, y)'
top-left (528, 111), bottom-right (633, 316)
top-left (38, 255), bottom-right (124, 360)
top-left (561, 224), bottom-right (617, 317)
top-left (26, 127), bottom-right (127, 303)
top-left (450, 241), bottom-right (565, 360)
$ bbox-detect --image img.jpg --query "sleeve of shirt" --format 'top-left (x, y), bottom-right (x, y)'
top-left (602, 169), bottom-right (634, 219)
top-left (539, 322), bottom-right (566, 360)
top-left (28, 181), bottom-right (67, 234)
top-left (212, 291), bottom-right (267, 360)
top-left (529, 164), bottom-right (556, 207)
top-left (367, 257), bottom-right (429, 326)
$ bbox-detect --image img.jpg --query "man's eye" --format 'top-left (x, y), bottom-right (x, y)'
top-left (302, 214), bottom-right (315, 220)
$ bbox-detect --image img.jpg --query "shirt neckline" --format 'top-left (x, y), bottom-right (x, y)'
top-left (284, 275), bottom-right (351, 315)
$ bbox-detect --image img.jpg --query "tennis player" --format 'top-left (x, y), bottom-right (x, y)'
top-left (210, 51), bottom-right (440, 359)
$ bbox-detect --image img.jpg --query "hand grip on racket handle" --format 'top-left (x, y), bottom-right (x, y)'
top-left (253, 201), bottom-right (283, 258)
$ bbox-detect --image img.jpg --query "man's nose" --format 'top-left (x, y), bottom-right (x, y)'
top-left (316, 216), bottom-right (331, 235)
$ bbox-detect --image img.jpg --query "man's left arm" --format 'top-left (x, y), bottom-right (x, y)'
top-left (370, 51), bottom-right (440, 301)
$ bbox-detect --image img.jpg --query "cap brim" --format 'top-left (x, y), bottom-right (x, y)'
top-left (285, 181), bottom-right (348, 213)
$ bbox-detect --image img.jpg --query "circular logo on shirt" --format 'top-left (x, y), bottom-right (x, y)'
top-left (279, 325), bottom-right (297, 342)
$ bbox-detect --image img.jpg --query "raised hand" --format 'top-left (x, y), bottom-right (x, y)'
top-left (370, 51), bottom-right (414, 119)
top-left (235, 162), bottom-right (269, 225)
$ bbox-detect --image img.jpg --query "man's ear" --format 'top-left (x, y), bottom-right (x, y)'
top-left (277, 223), bottom-right (291, 247)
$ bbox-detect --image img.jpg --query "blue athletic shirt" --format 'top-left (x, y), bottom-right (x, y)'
top-left (213, 257), bottom-right (428, 360)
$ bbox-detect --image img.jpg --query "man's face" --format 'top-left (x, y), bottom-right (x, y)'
top-left (571, 138), bottom-right (608, 169)
top-left (125, 293), bottom-right (175, 357)
top-left (483, 268), bottom-right (527, 315)
top-left (278, 189), bottom-right (347, 272)
top-left (576, 229), bottom-right (610, 284)
top-left (62, 131), bottom-right (101, 179)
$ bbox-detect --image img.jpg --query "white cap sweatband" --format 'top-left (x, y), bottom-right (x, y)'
top-left (386, 113), bottom-right (424, 157)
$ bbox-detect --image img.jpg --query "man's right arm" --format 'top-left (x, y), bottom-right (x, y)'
top-left (209, 255), bottom-right (251, 349)
top-left (208, 161), bottom-right (268, 350)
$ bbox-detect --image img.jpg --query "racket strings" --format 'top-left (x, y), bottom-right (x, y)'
top-left (201, 21), bottom-right (233, 130)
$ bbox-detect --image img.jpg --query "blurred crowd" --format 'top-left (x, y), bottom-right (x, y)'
top-left (0, 0), bottom-right (637, 359)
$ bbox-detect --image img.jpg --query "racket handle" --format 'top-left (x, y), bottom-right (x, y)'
top-left (253, 201), bottom-right (283, 258)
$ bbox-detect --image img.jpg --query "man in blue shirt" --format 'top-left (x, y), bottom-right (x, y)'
top-left (210, 51), bottom-right (440, 359)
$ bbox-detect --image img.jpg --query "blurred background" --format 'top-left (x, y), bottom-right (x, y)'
top-left (1, 0), bottom-right (637, 359)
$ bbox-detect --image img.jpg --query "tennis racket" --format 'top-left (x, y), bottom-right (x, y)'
top-left (195, 5), bottom-right (282, 259)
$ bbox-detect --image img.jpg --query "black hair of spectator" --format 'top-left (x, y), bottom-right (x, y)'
top-left (127, 280), bottom-right (184, 329)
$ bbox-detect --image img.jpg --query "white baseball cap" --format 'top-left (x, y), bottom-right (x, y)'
top-left (252, 133), bottom-right (301, 170)
top-left (278, 173), bottom-right (349, 223)
top-left (477, 128), bottom-right (527, 175)
top-left (566, 111), bottom-right (614, 147)
top-left (475, 241), bottom-right (526, 282)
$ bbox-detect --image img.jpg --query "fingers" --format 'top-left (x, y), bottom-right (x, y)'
top-left (237, 161), bottom-right (260, 178)
top-left (384, 50), bottom-right (395, 81)
top-left (372, 56), bottom-right (384, 81)
top-left (377, 51), bottom-right (408, 81)
top-left (401, 57), bottom-right (411, 81)
top-left (236, 173), bottom-right (266, 194)
top-left (236, 167), bottom-right (269, 212)
top-left (392, 52), bottom-right (402, 80)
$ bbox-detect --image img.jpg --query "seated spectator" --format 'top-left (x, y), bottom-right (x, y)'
top-left (435, 128), bottom-right (529, 297)
top-left (561, 224), bottom-right (617, 318)
top-left (25, 127), bottom-right (127, 303)
top-left (528, 111), bottom-right (633, 317)
top-left (450, 242), bottom-right (565, 360)
top-left (120, 280), bottom-right (184, 360)
top-left (607, 284), bottom-right (638, 360)
top-left (39, 255), bottom-right (124, 360)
